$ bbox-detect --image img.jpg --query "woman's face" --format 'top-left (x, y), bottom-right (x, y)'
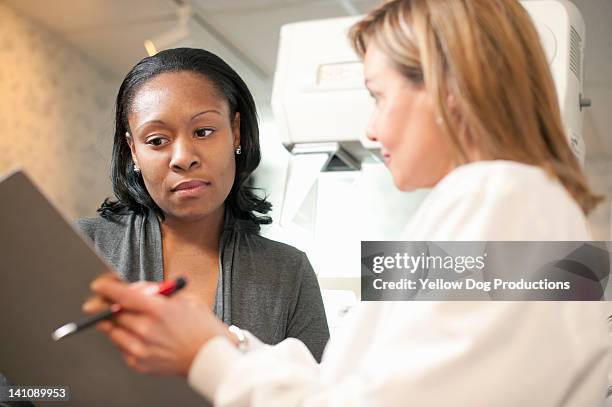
top-left (126, 71), bottom-right (240, 222)
top-left (363, 42), bottom-right (454, 191)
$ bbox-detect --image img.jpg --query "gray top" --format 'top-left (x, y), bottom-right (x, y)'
top-left (75, 209), bottom-right (329, 362)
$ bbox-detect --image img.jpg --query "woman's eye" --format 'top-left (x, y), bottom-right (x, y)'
top-left (145, 136), bottom-right (168, 147)
top-left (194, 128), bottom-right (214, 138)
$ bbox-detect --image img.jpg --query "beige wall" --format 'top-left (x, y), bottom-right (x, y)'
top-left (0, 2), bottom-right (117, 220)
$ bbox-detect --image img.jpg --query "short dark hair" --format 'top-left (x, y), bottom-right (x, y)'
top-left (98, 47), bottom-right (271, 227)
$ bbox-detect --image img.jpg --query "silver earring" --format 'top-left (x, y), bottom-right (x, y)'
top-left (235, 145), bottom-right (242, 155)
top-left (435, 117), bottom-right (443, 126)
top-left (133, 164), bottom-right (141, 174)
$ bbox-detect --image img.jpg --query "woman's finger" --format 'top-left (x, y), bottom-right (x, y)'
top-left (89, 271), bottom-right (123, 290)
top-left (85, 272), bottom-right (126, 313)
top-left (83, 279), bottom-right (158, 315)
top-left (82, 295), bottom-right (112, 314)
top-left (129, 281), bottom-right (159, 293)
top-left (113, 312), bottom-right (158, 342)
top-left (123, 353), bottom-right (148, 374)
top-left (95, 320), bottom-right (114, 333)
top-left (91, 277), bottom-right (162, 315)
top-left (105, 324), bottom-right (150, 360)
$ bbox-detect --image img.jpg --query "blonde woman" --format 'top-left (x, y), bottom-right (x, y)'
top-left (84, 0), bottom-right (609, 405)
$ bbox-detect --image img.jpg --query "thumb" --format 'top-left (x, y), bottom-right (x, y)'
top-left (91, 278), bottom-right (162, 314)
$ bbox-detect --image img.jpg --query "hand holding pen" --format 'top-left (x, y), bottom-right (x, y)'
top-left (52, 276), bottom-right (187, 341)
top-left (76, 273), bottom-right (234, 377)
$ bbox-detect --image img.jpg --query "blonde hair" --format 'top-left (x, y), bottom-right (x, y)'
top-left (350, 0), bottom-right (602, 215)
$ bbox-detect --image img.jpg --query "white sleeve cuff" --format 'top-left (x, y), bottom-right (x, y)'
top-left (187, 336), bottom-right (242, 401)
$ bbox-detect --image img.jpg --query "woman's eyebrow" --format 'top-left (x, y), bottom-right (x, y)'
top-left (134, 119), bottom-right (166, 133)
top-left (134, 109), bottom-right (223, 133)
top-left (191, 109), bottom-right (223, 120)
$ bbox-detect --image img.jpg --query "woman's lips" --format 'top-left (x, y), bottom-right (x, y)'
top-left (172, 180), bottom-right (210, 197)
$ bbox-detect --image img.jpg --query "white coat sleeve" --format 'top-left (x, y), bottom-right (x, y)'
top-left (187, 335), bottom-right (332, 407)
top-left (187, 301), bottom-right (608, 407)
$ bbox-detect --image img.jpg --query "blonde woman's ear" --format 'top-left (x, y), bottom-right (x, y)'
top-left (445, 93), bottom-right (464, 124)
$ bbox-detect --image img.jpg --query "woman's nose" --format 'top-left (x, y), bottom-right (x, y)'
top-left (170, 136), bottom-right (201, 171)
top-left (366, 117), bottom-right (378, 142)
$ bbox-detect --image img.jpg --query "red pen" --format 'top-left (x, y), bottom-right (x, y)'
top-left (51, 277), bottom-right (187, 341)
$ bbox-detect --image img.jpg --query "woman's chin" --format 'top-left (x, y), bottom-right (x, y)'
top-left (393, 176), bottom-right (434, 193)
top-left (166, 205), bottom-right (222, 223)
top-left (391, 172), bottom-right (417, 192)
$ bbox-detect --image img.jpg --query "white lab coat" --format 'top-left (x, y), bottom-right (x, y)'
top-left (187, 160), bottom-right (609, 406)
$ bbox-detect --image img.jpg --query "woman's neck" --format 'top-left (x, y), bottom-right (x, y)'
top-left (160, 206), bottom-right (225, 251)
